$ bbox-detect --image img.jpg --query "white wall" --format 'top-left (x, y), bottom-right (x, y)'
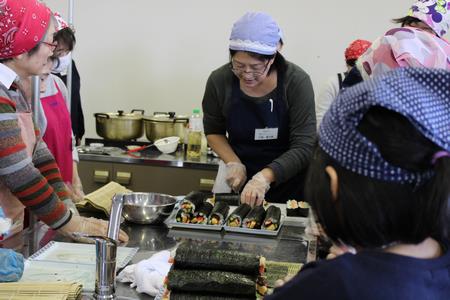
top-left (44, 0), bottom-right (443, 140)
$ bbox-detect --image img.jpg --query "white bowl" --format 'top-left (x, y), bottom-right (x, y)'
top-left (154, 136), bottom-right (180, 154)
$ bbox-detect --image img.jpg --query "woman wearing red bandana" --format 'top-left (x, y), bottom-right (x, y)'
top-left (0, 0), bottom-right (128, 278)
top-left (315, 39), bottom-right (371, 127)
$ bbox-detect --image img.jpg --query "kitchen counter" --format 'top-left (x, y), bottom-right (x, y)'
top-left (78, 146), bottom-right (220, 171)
top-left (5, 219), bottom-right (315, 300)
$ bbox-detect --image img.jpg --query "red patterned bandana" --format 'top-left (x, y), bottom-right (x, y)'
top-left (0, 0), bottom-right (51, 59)
top-left (344, 39), bottom-right (372, 60)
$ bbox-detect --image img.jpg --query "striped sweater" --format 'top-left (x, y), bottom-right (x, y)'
top-left (0, 83), bottom-right (72, 229)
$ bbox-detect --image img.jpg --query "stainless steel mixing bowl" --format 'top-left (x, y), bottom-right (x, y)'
top-left (122, 192), bottom-right (176, 224)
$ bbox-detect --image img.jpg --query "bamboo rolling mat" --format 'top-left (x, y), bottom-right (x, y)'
top-left (0, 282), bottom-right (82, 300)
top-left (76, 181), bottom-right (131, 215)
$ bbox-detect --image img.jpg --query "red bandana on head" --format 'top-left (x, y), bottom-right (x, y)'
top-left (344, 39), bottom-right (372, 61)
top-left (0, 0), bottom-right (51, 59)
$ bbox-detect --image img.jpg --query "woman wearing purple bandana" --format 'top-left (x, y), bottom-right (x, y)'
top-left (266, 68), bottom-right (450, 300)
top-left (202, 12), bottom-right (316, 206)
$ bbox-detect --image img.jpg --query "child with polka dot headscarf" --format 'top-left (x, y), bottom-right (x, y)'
top-left (267, 67), bottom-right (450, 300)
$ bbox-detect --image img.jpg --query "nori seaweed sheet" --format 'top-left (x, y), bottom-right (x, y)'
top-left (227, 203), bottom-right (251, 226)
top-left (214, 193), bottom-right (240, 206)
top-left (185, 191), bottom-right (212, 202)
top-left (243, 206), bottom-right (266, 229)
top-left (262, 206), bottom-right (281, 229)
top-left (174, 245), bottom-right (261, 275)
top-left (169, 291), bottom-right (256, 300)
top-left (167, 269), bottom-right (256, 296)
top-left (208, 201), bottom-right (230, 224)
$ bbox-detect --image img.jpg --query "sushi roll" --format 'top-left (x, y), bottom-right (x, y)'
top-left (167, 269), bottom-right (256, 296)
top-left (190, 202), bottom-right (214, 224)
top-left (262, 206), bottom-right (281, 231)
top-left (174, 245), bottom-right (265, 276)
top-left (168, 291), bottom-right (256, 300)
top-left (181, 191), bottom-right (208, 213)
top-left (298, 201), bottom-right (310, 217)
top-left (213, 193), bottom-right (240, 206)
top-left (286, 199), bottom-right (300, 216)
top-left (226, 203), bottom-right (251, 227)
top-left (176, 209), bottom-right (192, 223)
top-left (243, 206), bottom-right (266, 229)
top-left (208, 201), bottom-right (230, 225)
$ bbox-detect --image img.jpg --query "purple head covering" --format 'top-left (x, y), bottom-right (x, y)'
top-left (409, 0), bottom-right (450, 37)
top-left (229, 12), bottom-right (283, 55)
top-left (320, 67), bottom-right (450, 185)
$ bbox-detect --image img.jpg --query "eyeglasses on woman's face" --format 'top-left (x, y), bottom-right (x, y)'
top-left (40, 41), bottom-right (58, 52)
top-left (230, 59), bottom-right (270, 77)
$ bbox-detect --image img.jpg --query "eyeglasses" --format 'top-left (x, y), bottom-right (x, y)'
top-left (40, 41), bottom-right (58, 51)
top-left (230, 59), bottom-right (270, 77)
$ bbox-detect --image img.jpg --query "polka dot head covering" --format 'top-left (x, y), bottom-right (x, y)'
top-left (409, 0), bottom-right (450, 37)
top-left (0, 0), bottom-right (52, 59)
top-left (229, 12), bottom-right (283, 55)
top-left (320, 67), bottom-right (450, 185)
top-left (344, 39), bottom-right (372, 60)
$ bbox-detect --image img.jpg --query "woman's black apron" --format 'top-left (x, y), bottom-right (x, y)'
top-left (226, 71), bottom-right (306, 203)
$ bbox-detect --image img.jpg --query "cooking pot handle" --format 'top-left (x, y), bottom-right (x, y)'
top-left (153, 111), bottom-right (169, 116)
top-left (94, 113), bottom-right (110, 119)
top-left (131, 109), bottom-right (145, 115)
top-left (174, 117), bottom-right (189, 122)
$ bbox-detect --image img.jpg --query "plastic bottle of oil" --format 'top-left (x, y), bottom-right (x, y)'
top-left (187, 109), bottom-right (202, 159)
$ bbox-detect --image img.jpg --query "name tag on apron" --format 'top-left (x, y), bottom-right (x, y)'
top-left (255, 128), bottom-right (278, 140)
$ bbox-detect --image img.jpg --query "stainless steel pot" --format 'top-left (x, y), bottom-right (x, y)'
top-left (94, 109), bottom-right (144, 141)
top-left (143, 112), bottom-right (188, 142)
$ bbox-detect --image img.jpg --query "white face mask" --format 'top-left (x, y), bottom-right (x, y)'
top-left (52, 52), bottom-right (71, 74)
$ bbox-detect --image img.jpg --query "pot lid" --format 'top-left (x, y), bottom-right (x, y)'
top-left (95, 110), bottom-right (143, 120)
top-left (143, 111), bottom-right (188, 123)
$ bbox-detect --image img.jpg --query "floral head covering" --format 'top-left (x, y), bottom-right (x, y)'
top-left (229, 12), bottom-right (283, 55)
top-left (344, 39), bottom-right (372, 60)
top-left (0, 0), bottom-right (52, 59)
top-left (320, 67), bottom-right (450, 185)
top-left (409, 0), bottom-right (450, 37)
top-left (357, 27), bottom-right (450, 80)
top-left (54, 12), bottom-right (68, 31)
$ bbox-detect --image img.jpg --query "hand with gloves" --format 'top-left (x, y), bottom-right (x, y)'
top-left (240, 171), bottom-right (271, 207)
top-left (0, 248), bottom-right (24, 282)
top-left (58, 216), bottom-right (129, 244)
top-left (225, 162), bottom-right (247, 193)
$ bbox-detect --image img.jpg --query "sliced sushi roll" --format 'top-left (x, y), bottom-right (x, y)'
top-left (262, 206), bottom-right (281, 231)
top-left (181, 191), bottom-right (208, 214)
top-left (190, 202), bottom-right (214, 224)
top-left (176, 209), bottom-right (192, 223)
top-left (243, 206), bottom-right (266, 229)
top-left (298, 201), bottom-right (310, 217)
top-left (286, 199), bottom-right (300, 216)
top-left (207, 201), bottom-right (230, 225)
top-left (213, 193), bottom-right (240, 206)
top-left (226, 203), bottom-right (251, 227)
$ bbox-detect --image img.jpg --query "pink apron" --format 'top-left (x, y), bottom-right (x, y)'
top-left (0, 109), bottom-right (36, 240)
top-left (41, 81), bottom-right (73, 184)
